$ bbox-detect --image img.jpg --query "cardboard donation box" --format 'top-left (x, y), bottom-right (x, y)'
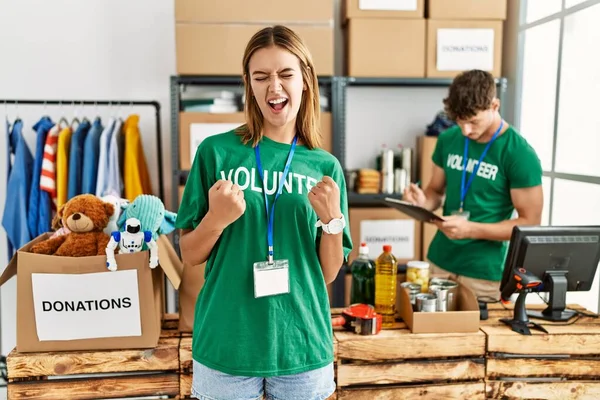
top-left (178, 262), bottom-right (206, 332)
top-left (399, 281), bottom-right (480, 333)
top-left (426, 20), bottom-right (503, 78)
top-left (0, 234), bottom-right (182, 353)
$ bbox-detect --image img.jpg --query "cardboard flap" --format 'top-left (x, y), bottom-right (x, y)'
top-left (0, 233), bottom-right (51, 286)
top-left (157, 235), bottom-right (183, 290)
top-left (0, 253), bottom-right (18, 286)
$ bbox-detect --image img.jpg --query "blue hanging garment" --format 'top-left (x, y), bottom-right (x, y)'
top-left (2, 119), bottom-right (34, 257)
top-left (27, 116), bottom-right (54, 238)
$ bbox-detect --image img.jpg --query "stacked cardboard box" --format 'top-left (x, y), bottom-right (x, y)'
top-left (175, 0), bottom-right (334, 76)
top-left (426, 0), bottom-right (507, 78)
top-left (344, 0), bottom-right (426, 77)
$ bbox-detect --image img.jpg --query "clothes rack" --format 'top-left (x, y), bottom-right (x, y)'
top-left (2, 99), bottom-right (164, 201)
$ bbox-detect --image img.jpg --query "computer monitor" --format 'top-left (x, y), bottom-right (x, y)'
top-left (500, 225), bottom-right (600, 325)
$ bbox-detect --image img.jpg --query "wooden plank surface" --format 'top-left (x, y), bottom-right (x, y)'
top-left (337, 358), bottom-right (484, 386)
top-left (337, 381), bottom-right (485, 399)
top-left (487, 358), bottom-right (600, 379)
top-left (7, 373), bottom-right (180, 400)
top-left (181, 372), bottom-right (192, 398)
top-left (180, 337), bottom-right (193, 372)
top-left (484, 325), bottom-right (600, 355)
top-left (336, 329), bottom-right (486, 361)
top-left (8, 337), bottom-right (180, 379)
top-left (487, 380), bottom-right (600, 399)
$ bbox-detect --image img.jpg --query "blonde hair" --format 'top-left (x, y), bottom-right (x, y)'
top-left (236, 25), bottom-right (322, 149)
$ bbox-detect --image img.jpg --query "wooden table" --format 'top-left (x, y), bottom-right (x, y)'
top-left (6, 314), bottom-right (182, 400)
top-left (483, 303), bottom-right (600, 399)
top-left (333, 318), bottom-right (486, 399)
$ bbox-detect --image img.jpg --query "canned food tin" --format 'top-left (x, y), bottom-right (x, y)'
top-left (429, 279), bottom-right (458, 311)
top-left (429, 284), bottom-right (452, 312)
top-left (415, 293), bottom-right (437, 313)
top-left (401, 282), bottom-right (422, 310)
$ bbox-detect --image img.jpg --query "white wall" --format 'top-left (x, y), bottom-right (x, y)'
top-left (0, 0), bottom-right (176, 356)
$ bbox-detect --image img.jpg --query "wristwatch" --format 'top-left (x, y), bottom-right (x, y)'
top-left (316, 214), bottom-right (346, 235)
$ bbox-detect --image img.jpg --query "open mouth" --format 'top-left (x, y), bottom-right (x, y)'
top-left (268, 97), bottom-right (288, 112)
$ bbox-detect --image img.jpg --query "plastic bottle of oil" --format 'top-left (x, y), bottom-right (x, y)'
top-left (350, 242), bottom-right (375, 306)
top-left (375, 244), bottom-right (398, 328)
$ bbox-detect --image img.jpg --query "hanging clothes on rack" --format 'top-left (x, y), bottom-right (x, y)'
top-left (81, 117), bottom-right (104, 195)
top-left (1, 99), bottom-right (164, 248)
top-left (2, 119), bottom-right (34, 257)
top-left (40, 123), bottom-right (61, 210)
top-left (106, 118), bottom-right (123, 198)
top-left (124, 114), bottom-right (153, 201)
top-left (95, 117), bottom-right (116, 198)
top-left (27, 116), bottom-right (54, 238)
top-left (55, 124), bottom-right (73, 209)
top-left (67, 118), bottom-right (91, 199)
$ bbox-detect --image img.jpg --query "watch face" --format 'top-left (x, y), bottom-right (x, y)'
top-left (328, 219), bottom-right (345, 234)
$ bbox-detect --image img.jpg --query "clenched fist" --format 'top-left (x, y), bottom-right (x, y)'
top-left (308, 176), bottom-right (342, 223)
top-left (207, 180), bottom-right (246, 230)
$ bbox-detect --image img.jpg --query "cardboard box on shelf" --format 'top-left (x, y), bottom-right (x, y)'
top-left (426, 20), bottom-right (504, 78)
top-left (178, 112), bottom-right (246, 170)
top-left (349, 208), bottom-right (422, 266)
top-left (176, 24), bottom-right (334, 76)
top-left (427, 0), bottom-right (507, 20)
top-left (346, 18), bottom-right (426, 78)
top-left (417, 135), bottom-right (438, 188)
top-left (344, 0), bottom-right (424, 20)
top-left (179, 111), bottom-right (333, 170)
top-left (175, 0), bottom-right (333, 23)
top-left (399, 281), bottom-right (480, 333)
top-left (0, 234), bottom-right (183, 353)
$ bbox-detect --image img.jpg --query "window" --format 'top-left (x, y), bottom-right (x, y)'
top-left (541, 177), bottom-right (551, 226)
top-left (516, 0), bottom-right (600, 312)
top-left (555, 3), bottom-right (600, 176)
top-left (525, 0), bottom-right (562, 23)
top-left (518, 20), bottom-right (560, 171)
top-left (565, 0), bottom-right (589, 7)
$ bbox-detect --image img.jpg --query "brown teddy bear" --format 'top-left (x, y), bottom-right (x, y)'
top-left (31, 194), bottom-right (114, 257)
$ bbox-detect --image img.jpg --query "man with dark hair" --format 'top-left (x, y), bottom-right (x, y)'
top-left (404, 69), bottom-right (543, 299)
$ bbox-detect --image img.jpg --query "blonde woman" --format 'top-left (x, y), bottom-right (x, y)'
top-left (176, 25), bottom-right (352, 400)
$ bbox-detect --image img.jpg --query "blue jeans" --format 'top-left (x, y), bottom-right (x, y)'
top-left (192, 360), bottom-right (335, 400)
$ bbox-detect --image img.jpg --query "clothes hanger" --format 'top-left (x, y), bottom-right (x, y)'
top-left (71, 101), bottom-right (81, 128)
top-left (13, 101), bottom-right (22, 123)
top-left (58, 101), bottom-right (70, 128)
top-left (80, 101), bottom-right (90, 124)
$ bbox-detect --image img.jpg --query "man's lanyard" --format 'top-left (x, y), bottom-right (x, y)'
top-left (254, 136), bottom-right (298, 264)
top-left (459, 121), bottom-right (504, 212)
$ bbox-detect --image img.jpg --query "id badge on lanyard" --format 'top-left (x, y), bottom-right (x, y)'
top-left (252, 136), bottom-right (297, 298)
top-left (456, 121), bottom-right (504, 219)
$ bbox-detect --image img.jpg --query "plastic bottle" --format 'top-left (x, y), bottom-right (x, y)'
top-left (375, 244), bottom-right (398, 328)
top-left (350, 242), bottom-right (375, 306)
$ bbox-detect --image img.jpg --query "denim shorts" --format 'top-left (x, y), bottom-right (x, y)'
top-left (191, 360), bottom-right (335, 400)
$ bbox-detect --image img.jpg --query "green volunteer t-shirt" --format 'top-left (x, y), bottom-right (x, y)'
top-left (427, 124), bottom-right (542, 281)
top-left (176, 129), bottom-right (353, 377)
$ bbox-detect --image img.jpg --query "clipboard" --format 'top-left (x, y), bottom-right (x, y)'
top-left (383, 197), bottom-right (445, 223)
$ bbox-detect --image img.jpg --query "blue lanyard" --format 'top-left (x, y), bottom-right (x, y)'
top-left (254, 136), bottom-right (298, 264)
top-left (459, 121), bottom-right (504, 212)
